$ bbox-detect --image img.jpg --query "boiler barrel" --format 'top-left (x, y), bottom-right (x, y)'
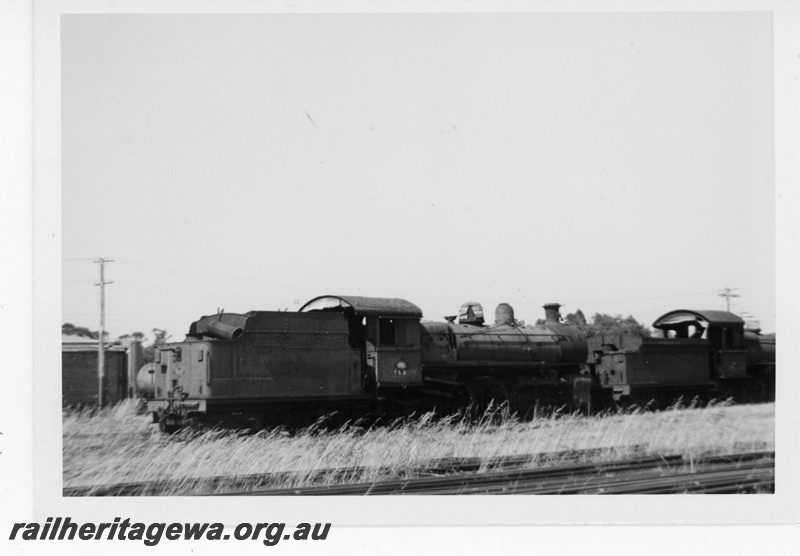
top-left (449, 322), bottom-right (587, 365)
top-left (745, 332), bottom-right (776, 367)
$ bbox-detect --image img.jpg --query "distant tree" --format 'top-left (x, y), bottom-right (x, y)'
top-left (62, 322), bottom-right (99, 339)
top-left (587, 313), bottom-right (652, 337)
top-left (62, 323), bottom-right (112, 340)
top-left (118, 331), bottom-right (147, 343)
top-left (563, 309), bottom-right (588, 328)
top-left (536, 310), bottom-right (651, 337)
top-left (143, 328), bottom-right (171, 363)
top-left (152, 328), bottom-right (170, 344)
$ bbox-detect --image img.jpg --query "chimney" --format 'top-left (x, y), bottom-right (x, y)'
top-left (543, 303), bottom-right (561, 324)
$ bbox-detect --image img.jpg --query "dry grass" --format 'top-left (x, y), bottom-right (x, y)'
top-left (62, 400), bottom-right (775, 495)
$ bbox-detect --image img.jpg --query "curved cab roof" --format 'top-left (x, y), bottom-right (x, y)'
top-left (653, 309), bottom-right (744, 329)
top-left (299, 295), bottom-right (423, 318)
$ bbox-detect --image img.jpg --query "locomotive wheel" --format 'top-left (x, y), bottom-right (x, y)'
top-left (481, 381), bottom-right (510, 409)
top-left (451, 382), bottom-right (478, 419)
top-left (611, 397), bottom-right (633, 413)
top-left (572, 400), bottom-right (591, 416)
top-left (592, 390), bottom-right (617, 414)
top-left (513, 387), bottom-right (537, 421)
top-left (158, 416), bottom-right (182, 434)
top-left (242, 414), bottom-right (265, 432)
top-left (713, 382), bottom-right (738, 404)
top-left (644, 397), bottom-right (662, 411)
top-left (532, 391), bottom-right (560, 418)
top-left (747, 379), bottom-right (767, 404)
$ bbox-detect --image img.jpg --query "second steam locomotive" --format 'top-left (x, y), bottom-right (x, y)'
top-left (145, 295), bottom-right (775, 432)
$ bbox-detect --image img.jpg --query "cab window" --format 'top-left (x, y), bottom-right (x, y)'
top-left (379, 318), bottom-right (418, 347)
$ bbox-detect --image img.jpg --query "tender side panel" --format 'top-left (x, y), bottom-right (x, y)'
top-left (598, 343), bottom-right (711, 388)
top-left (223, 312), bottom-right (360, 399)
top-left (207, 343), bottom-right (233, 398)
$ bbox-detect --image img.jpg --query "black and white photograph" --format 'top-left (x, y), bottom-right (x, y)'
top-left (3, 0), bottom-right (800, 554)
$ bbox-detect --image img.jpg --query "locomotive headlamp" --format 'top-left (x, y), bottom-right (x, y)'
top-left (396, 360), bottom-right (407, 370)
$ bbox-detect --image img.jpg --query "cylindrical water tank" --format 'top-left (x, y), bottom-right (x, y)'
top-left (136, 362), bottom-right (158, 397)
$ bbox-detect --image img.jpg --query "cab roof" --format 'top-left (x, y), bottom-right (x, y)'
top-left (299, 295), bottom-right (423, 318)
top-left (652, 309), bottom-right (744, 329)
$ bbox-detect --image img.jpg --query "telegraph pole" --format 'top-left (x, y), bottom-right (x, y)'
top-left (718, 287), bottom-right (740, 312)
top-left (94, 258), bottom-right (114, 407)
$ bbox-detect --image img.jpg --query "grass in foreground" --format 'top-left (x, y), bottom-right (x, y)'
top-left (62, 400), bottom-right (774, 495)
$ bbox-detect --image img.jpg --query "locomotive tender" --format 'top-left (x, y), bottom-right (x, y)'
top-left (147, 295), bottom-right (775, 432)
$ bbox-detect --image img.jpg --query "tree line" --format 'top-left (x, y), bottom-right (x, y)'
top-left (535, 309), bottom-right (652, 337)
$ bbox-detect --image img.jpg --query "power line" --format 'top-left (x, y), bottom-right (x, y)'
top-left (113, 258), bottom-right (323, 293)
top-left (717, 287), bottom-right (740, 312)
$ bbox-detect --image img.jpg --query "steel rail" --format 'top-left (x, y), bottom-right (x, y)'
top-left (477, 460), bottom-right (774, 495)
top-left (576, 465), bottom-right (774, 495)
top-left (221, 451), bottom-right (773, 496)
top-left (64, 450), bottom-right (773, 497)
top-left (692, 478), bottom-right (774, 494)
top-left (395, 457), bottom-right (774, 496)
top-left (63, 445), bottom-right (623, 497)
top-left (222, 455), bottom-right (686, 496)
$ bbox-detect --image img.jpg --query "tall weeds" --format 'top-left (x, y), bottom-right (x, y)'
top-left (63, 400), bottom-right (774, 495)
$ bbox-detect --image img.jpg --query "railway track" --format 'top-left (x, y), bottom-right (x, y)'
top-left (64, 449), bottom-right (773, 496)
top-left (63, 446), bottom-right (615, 497)
top-left (222, 450), bottom-right (773, 496)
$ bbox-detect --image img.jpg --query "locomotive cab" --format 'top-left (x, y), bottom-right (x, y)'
top-left (653, 310), bottom-right (748, 380)
top-left (365, 316), bottom-right (422, 387)
top-left (300, 295), bottom-right (424, 389)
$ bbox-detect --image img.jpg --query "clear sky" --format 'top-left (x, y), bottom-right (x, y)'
top-left (61, 12), bottom-right (776, 341)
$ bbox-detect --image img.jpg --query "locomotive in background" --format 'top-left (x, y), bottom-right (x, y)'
top-left (146, 295), bottom-right (775, 432)
top-left (589, 310), bottom-right (775, 409)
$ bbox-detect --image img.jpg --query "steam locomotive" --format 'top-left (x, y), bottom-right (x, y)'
top-left (145, 295), bottom-right (775, 432)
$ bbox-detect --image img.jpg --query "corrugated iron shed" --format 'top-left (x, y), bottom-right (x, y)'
top-left (61, 335), bottom-right (127, 352)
